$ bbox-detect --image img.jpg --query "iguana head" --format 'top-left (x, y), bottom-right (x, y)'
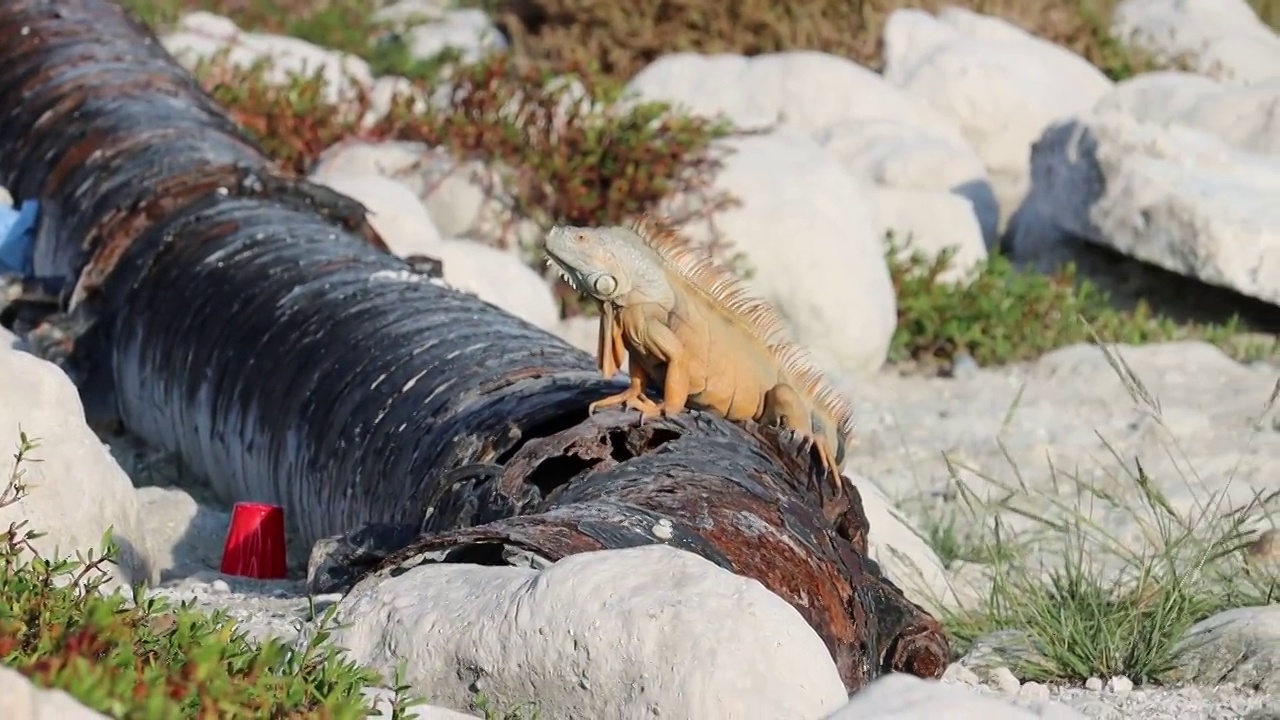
top-left (544, 224), bottom-right (675, 307)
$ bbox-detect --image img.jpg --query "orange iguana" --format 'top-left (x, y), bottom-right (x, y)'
top-left (544, 215), bottom-right (856, 509)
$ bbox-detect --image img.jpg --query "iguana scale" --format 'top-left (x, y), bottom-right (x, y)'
top-left (544, 215), bottom-right (857, 505)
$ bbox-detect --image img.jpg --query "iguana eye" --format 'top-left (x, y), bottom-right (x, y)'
top-left (592, 274), bottom-right (618, 296)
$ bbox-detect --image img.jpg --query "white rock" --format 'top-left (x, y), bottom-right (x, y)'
top-left (313, 140), bottom-right (434, 193)
top-left (1104, 675), bottom-right (1134, 695)
top-left (1015, 110), bottom-right (1280, 305)
top-left (171, 8), bottom-right (240, 40)
top-left (1096, 72), bottom-right (1280, 156)
top-left (430, 238), bottom-right (560, 331)
top-left (882, 8), bottom-right (1114, 227)
top-left (308, 173), bottom-right (444, 258)
top-left (0, 348), bottom-right (155, 587)
top-left (823, 672), bottom-right (1085, 719)
top-left (332, 544), bottom-right (848, 720)
top-left (0, 665), bottom-right (108, 719)
top-left (633, 52), bottom-right (1001, 251)
top-left (162, 12), bottom-right (372, 106)
top-left (1174, 79), bottom-right (1280, 156)
top-left (985, 666), bottom-right (1022, 694)
top-left (1112, 0), bottom-right (1280, 85)
top-left (667, 131), bottom-right (898, 376)
top-left (626, 50), bottom-right (968, 142)
top-left (1092, 70), bottom-right (1226, 125)
top-left (816, 120), bottom-right (999, 249)
top-left (313, 141), bottom-right (540, 251)
top-left (874, 188), bottom-right (989, 281)
top-left (1174, 605), bottom-right (1280, 692)
top-left (133, 485), bottom-right (231, 580)
top-left (943, 663), bottom-right (982, 685)
top-left (373, 1), bottom-right (508, 65)
top-left (1019, 681), bottom-right (1050, 702)
top-left (853, 473), bottom-right (971, 614)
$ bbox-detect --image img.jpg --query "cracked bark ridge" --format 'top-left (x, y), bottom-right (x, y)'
top-left (358, 410), bottom-right (950, 690)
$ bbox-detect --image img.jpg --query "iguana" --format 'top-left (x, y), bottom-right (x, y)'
top-left (544, 215), bottom-right (857, 508)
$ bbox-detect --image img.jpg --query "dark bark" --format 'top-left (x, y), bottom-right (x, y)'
top-left (0, 0), bottom-right (949, 690)
top-left (350, 410), bottom-right (950, 686)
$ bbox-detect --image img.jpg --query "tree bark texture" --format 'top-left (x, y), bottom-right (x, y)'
top-left (0, 0), bottom-right (950, 690)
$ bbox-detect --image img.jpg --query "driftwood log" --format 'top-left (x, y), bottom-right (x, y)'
top-left (0, 0), bottom-right (950, 690)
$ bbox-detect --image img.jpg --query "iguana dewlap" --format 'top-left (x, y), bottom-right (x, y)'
top-left (544, 215), bottom-right (856, 504)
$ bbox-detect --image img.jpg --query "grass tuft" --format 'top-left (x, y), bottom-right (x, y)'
top-left (908, 339), bottom-right (1280, 683)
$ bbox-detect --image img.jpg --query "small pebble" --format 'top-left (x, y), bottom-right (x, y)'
top-left (943, 662), bottom-right (981, 685)
top-left (651, 518), bottom-right (674, 540)
top-left (1247, 529), bottom-right (1280, 563)
top-left (1018, 680), bottom-right (1049, 702)
top-left (1105, 675), bottom-right (1134, 695)
top-left (1085, 677), bottom-right (1103, 692)
top-left (210, 579), bottom-right (231, 593)
top-left (985, 666), bottom-right (1021, 694)
top-left (948, 352), bottom-right (979, 379)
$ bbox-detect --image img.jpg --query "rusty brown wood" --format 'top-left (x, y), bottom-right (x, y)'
top-left (343, 410), bottom-right (949, 686)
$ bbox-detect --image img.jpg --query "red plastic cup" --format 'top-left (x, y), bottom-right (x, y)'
top-left (219, 502), bottom-right (288, 579)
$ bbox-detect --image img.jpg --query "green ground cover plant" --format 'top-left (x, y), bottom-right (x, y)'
top-left (886, 233), bottom-right (1277, 369)
top-left (0, 433), bottom-right (416, 718)
top-left (0, 433), bottom-right (542, 718)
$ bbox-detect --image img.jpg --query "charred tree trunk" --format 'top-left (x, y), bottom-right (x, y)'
top-left (0, 0), bottom-right (949, 690)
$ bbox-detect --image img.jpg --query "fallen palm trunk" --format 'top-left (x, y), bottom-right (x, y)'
top-left (348, 409), bottom-right (950, 685)
top-left (0, 0), bottom-right (949, 690)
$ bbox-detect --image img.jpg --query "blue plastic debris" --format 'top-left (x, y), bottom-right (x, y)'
top-left (0, 199), bottom-right (39, 275)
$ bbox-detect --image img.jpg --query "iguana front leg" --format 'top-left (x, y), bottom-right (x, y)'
top-left (764, 384), bottom-right (846, 499)
top-left (638, 323), bottom-right (690, 418)
top-left (597, 303), bottom-right (623, 378)
top-left (610, 312), bottom-right (627, 376)
top-left (588, 354), bottom-right (662, 419)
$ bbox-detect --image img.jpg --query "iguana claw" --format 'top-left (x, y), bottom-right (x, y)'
top-left (588, 390), bottom-right (661, 418)
top-left (813, 442), bottom-right (851, 524)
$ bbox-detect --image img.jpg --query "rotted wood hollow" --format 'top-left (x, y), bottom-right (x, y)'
top-left (0, 0), bottom-right (949, 690)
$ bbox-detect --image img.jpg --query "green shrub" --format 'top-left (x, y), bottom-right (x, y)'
top-left (192, 53), bottom-right (741, 234)
top-left (188, 51), bottom-right (744, 316)
top-left (0, 433), bottom-right (420, 719)
top-left (471, 0), bottom-right (1168, 82)
top-left (122, 0), bottom-right (1280, 88)
top-left (886, 233), bottom-right (1274, 368)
